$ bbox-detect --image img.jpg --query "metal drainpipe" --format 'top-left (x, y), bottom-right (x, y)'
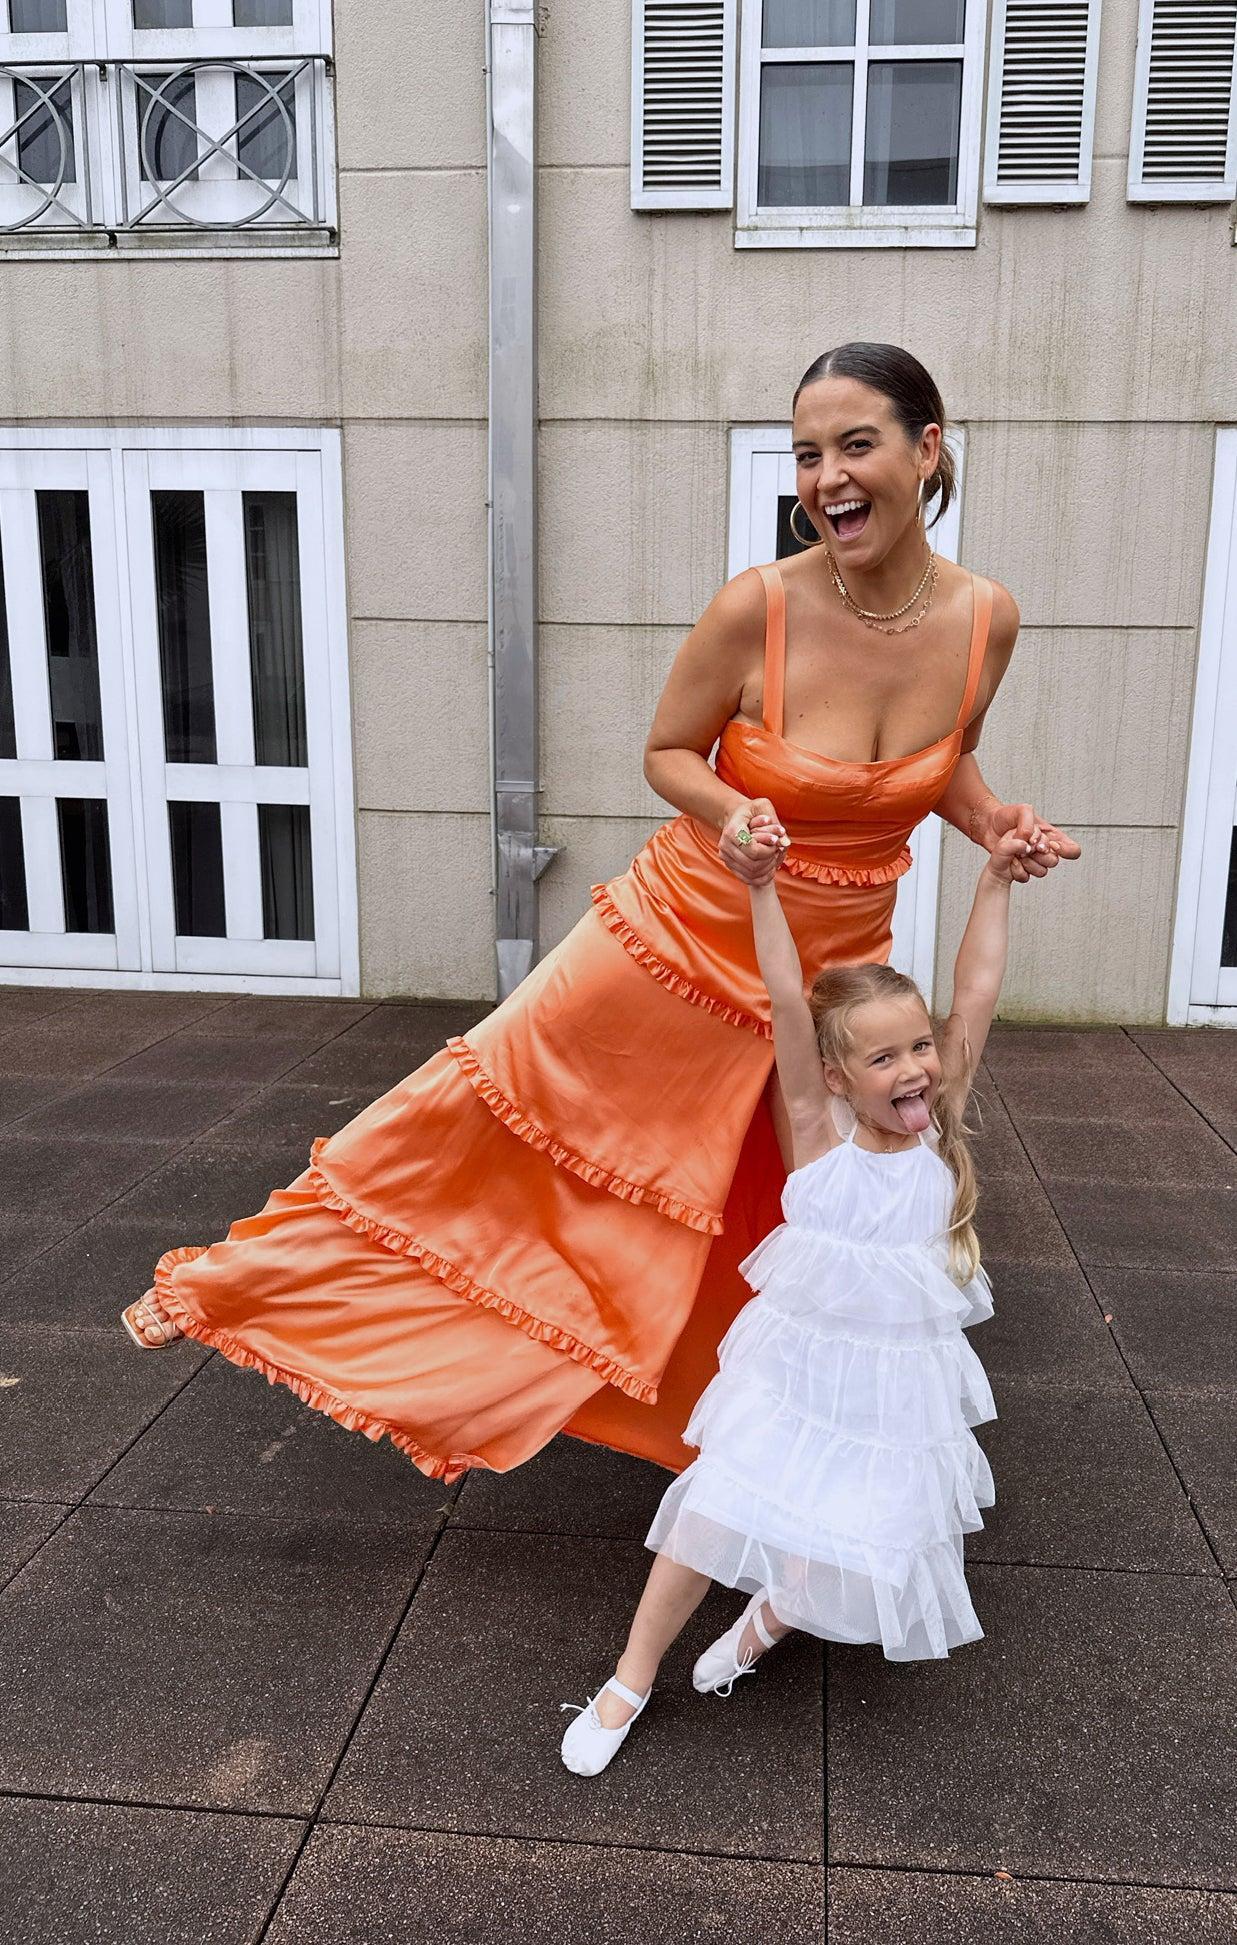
top-left (486, 0), bottom-right (557, 1000)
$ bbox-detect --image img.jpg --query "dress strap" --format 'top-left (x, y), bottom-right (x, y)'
top-left (754, 562), bottom-right (786, 737)
top-left (954, 573), bottom-right (994, 735)
top-left (830, 1094), bottom-right (857, 1143)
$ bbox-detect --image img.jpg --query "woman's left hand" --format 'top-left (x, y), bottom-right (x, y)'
top-left (982, 802), bottom-right (1082, 882)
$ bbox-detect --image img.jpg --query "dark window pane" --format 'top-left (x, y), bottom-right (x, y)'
top-left (133, 1), bottom-right (193, 25)
top-left (57, 797), bottom-right (113, 933)
top-left (0, 544), bottom-right (14, 761)
top-left (259, 803), bottom-right (313, 941)
top-left (152, 490), bottom-right (216, 764)
top-left (138, 70), bottom-right (199, 183)
top-left (776, 493), bottom-right (816, 560)
top-left (869, 0), bottom-right (965, 42)
top-left (0, 798), bottom-right (27, 930)
top-left (235, 70), bottom-right (296, 182)
top-left (168, 800), bottom-right (225, 937)
top-left (1222, 828), bottom-right (1237, 968)
top-left (39, 490), bottom-right (102, 762)
top-left (244, 491), bottom-right (306, 767)
top-left (759, 62), bottom-right (851, 205)
top-left (12, 0), bottom-right (68, 30)
top-left (762, 0), bottom-right (855, 45)
top-left (864, 59), bottom-right (961, 205)
top-left (14, 75), bottom-right (75, 184)
top-left (234, 0), bottom-right (292, 23)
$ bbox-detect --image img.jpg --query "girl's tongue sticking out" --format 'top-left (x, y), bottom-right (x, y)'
top-left (893, 1089), bottom-right (931, 1134)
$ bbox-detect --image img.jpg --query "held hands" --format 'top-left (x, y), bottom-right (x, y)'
top-left (985, 824), bottom-right (1056, 886)
top-left (979, 800), bottom-right (1082, 884)
top-left (719, 799), bottom-right (791, 886)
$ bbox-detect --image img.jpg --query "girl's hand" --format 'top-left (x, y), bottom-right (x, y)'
top-left (720, 800), bottom-right (790, 884)
top-left (980, 800), bottom-right (1082, 882)
top-left (985, 827), bottom-right (1042, 885)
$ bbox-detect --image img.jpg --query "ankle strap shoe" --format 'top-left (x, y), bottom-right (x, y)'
top-left (559, 1675), bottom-right (651, 1776)
top-left (693, 1589), bottom-right (780, 1696)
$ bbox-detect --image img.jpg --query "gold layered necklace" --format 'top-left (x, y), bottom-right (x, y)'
top-left (825, 542), bottom-right (938, 636)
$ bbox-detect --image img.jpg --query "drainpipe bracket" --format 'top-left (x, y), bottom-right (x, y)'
top-left (532, 844), bottom-right (560, 882)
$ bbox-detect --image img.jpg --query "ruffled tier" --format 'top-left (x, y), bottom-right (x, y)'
top-left (712, 1294), bottom-right (997, 1447)
top-left (739, 1222), bottom-right (995, 1333)
top-left (644, 1492), bottom-right (984, 1661)
top-left (779, 844), bottom-right (912, 886)
top-left (589, 884), bottom-right (771, 1037)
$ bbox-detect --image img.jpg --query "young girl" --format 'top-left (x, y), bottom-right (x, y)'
top-left (560, 814), bottom-right (1040, 1776)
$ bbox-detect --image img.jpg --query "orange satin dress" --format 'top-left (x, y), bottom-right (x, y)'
top-left (152, 563), bottom-right (994, 1484)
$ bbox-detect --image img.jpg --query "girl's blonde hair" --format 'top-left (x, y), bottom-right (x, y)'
top-left (808, 963), bottom-right (980, 1285)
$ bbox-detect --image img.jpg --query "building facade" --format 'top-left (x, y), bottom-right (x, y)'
top-left (0, 0), bottom-right (1234, 1025)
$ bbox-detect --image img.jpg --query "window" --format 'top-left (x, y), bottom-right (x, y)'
top-left (0, 0), bottom-right (334, 253)
top-left (0, 428), bottom-right (357, 991)
top-left (737, 0), bottom-right (985, 246)
top-left (984, 0), bottom-right (1102, 205)
top-left (1128, 0), bottom-right (1237, 202)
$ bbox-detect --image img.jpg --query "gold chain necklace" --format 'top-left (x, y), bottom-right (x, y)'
top-left (825, 545), bottom-right (939, 636)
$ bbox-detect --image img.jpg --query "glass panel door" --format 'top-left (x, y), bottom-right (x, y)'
top-left (0, 446), bottom-right (140, 970)
top-left (124, 444), bottom-right (339, 979)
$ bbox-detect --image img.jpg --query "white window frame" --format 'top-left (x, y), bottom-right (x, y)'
top-left (1167, 427), bottom-right (1237, 1025)
top-left (1127, 0), bottom-right (1237, 203)
top-left (0, 0), bottom-right (335, 256)
top-left (727, 424), bottom-right (968, 1007)
top-left (0, 424), bottom-right (359, 996)
top-left (736, 0), bottom-right (986, 249)
top-left (982, 0), bottom-right (1103, 206)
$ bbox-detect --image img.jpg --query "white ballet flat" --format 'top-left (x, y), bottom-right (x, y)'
top-left (693, 1589), bottom-right (780, 1696)
top-left (559, 1674), bottom-right (651, 1776)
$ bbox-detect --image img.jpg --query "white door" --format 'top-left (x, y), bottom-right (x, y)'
top-left (0, 445), bottom-right (142, 970)
top-left (1170, 428), bottom-right (1237, 1023)
top-left (0, 427), bottom-right (356, 993)
top-left (728, 427), bottom-right (967, 1005)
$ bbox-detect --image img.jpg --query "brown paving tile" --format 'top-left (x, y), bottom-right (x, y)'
top-left (0, 1074), bottom-right (76, 1126)
top-left (1016, 1114), bottom-right (1237, 1187)
top-left (827, 1564), bottom-right (1237, 1888)
top-left (974, 1260), bottom-right (1132, 1388)
top-left (0, 1500), bottom-right (68, 1580)
top-left (0, 1132), bottom-right (172, 1222)
top-left (94, 1356), bottom-right (459, 1526)
top-left (1049, 1183), bottom-right (1237, 1271)
top-left (0, 1798), bottom-right (305, 1945)
top-left (985, 1027), bottom-right (1146, 1071)
top-left (326, 1530), bottom-right (824, 1861)
top-left (0, 1016), bottom-right (188, 1082)
top-left (0, 1213), bottom-right (56, 1278)
top-left (114, 1030), bottom-right (308, 1085)
top-left (1093, 1269), bottom-right (1237, 1394)
top-left (283, 1000), bottom-right (489, 1089)
top-left (968, 1379), bottom-right (1214, 1574)
top-left (0, 987), bottom-right (77, 1030)
top-left (12, 1077), bottom-right (254, 1144)
top-left (1147, 1393), bottom-right (1237, 1573)
top-left (1131, 1031), bottom-right (1237, 1149)
top-left (65, 991), bottom-right (232, 1033)
top-left (267, 1826), bottom-right (826, 1945)
top-left (106, 1137), bottom-right (315, 1233)
top-left (191, 996), bottom-right (376, 1041)
top-left (974, 1174), bottom-right (1074, 1263)
top-left (204, 1081), bottom-right (381, 1148)
top-left (0, 1324), bottom-right (208, 1501)
top-left (0, 1505), bottom-right (430, 1812)
top-left (1, 1213), bottom-right (206, 1330)
top-left (452, 1433), bottom-right (671, 1541)
top-left (989, 1062), bottom-right (1196, 1125)
top-left (827, 1869), bottom-right (1237, 1943)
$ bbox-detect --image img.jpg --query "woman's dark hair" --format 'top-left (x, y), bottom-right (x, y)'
top-left (792, 342), bottom-right (955, 528)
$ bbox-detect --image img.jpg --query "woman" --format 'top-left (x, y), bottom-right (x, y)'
top-left (123, 342), bottom-right (1078, 1484)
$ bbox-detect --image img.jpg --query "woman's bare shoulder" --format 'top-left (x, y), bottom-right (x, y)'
top-left (684, 563), bottom-right (767, 662)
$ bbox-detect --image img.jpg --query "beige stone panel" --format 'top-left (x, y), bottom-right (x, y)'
top-left (540, 623), bottom-right (687, 816)
top-left (1093, 0), bottom-right (1140, 160)
top-left (932, 825), bottom-right (1177, 1024)
top-left (539, 0), bottom-right (631, 167)
top-left (971, 626), bottom-right (1195, 828)
top-left (540, 422), bottom-right (728, 626)
top-left (358, 811), bottom-right (494, 1000)
top-left (335, 3), bottom-right (485, 170)
top-left (353, 621), bottom-right (489, 815)
top-left (961, 422), bottom-right (1211, 627)
top-left (338, 170), bottom-right (487, 421)
top-left (536, 814), bottom-right (667, 955)
top-left (343, 421), bottom-right (487, 622)
top-left (0, 258), bottom-right (339, 421)
top-left (536, 166), bottom-right (1237, 424)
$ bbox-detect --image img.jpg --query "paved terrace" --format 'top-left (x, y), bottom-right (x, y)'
top-left (0, 987), bottom-right (1234, 1944)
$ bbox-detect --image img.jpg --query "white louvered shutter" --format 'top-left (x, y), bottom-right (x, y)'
top-left (631, 0), bottom-right (737, 209)
top-left (984, 0), bottom-right (1103, 203)
top-left (1129, 0), bottom-right (1237, 199)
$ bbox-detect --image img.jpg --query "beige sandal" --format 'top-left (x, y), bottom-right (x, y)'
top-left (120, 1295), bottom-right (183, 1349)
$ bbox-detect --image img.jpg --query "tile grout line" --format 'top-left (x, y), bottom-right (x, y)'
top-left (1123, 1025), bottom-right (1237, 1161)
top-left (983, 1052), bottom-right (1231, 1584)
top-left (825, 1855), bottom-right (1237, 1897)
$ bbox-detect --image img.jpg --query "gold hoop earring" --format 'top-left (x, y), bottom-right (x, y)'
top-left (916, 477), bottom-right (926, 522)
top-left (789, 500), bottom-right (822, 548)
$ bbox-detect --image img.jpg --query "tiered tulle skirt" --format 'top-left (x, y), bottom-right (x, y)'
top-left (644, 1223), bottom-right (997, 1661)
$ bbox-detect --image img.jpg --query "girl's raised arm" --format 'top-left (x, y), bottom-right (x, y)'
top-left (748, 877), bottom-right (835, 1167)
top-left (938, 830), bottom-right (1033, 1103)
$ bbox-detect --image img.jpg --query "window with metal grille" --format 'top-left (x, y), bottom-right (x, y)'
top-left (1128, 0), bottom-right (1237, 200)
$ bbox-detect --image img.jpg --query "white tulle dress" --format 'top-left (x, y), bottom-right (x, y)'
top-left (644, 1099), bottom-right (996, 1661)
